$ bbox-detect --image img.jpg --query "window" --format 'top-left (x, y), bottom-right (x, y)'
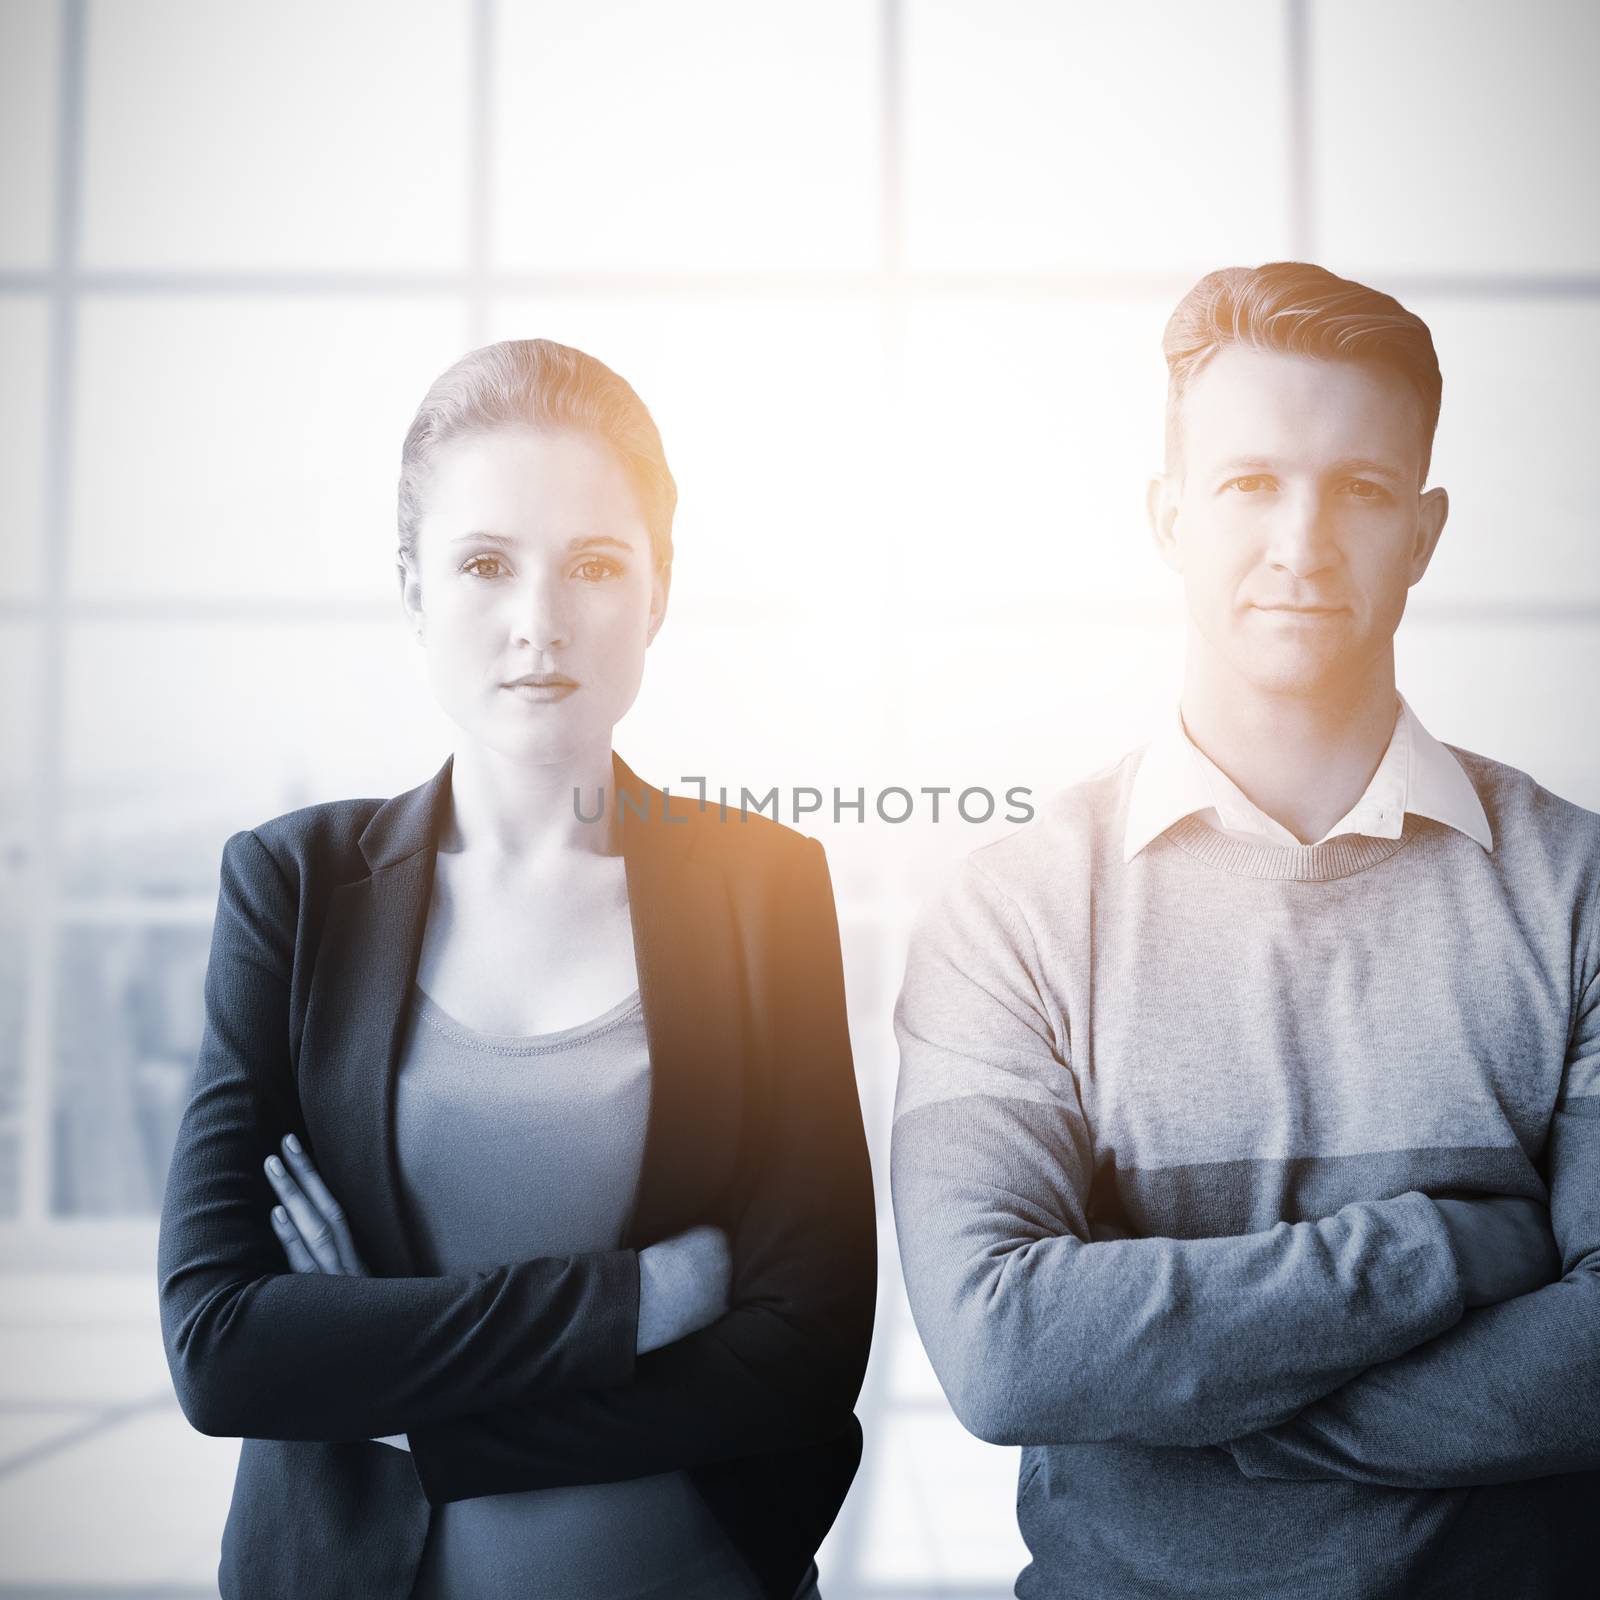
top-left (3, 1), bottom-right (1596, 1592)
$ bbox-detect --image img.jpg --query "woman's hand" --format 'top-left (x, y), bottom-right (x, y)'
top-left (636, 1223), bottom-right (732, 1354)
top-left (265, 1134), bottom-right (409, 1452)
top-left (264, 1133), bottom-right (368, 1276)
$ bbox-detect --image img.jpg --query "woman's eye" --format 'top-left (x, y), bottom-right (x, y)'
top-left (573, 558), bottom-right (621, 582)
top-left (460, 555), bottom-right (506, 579)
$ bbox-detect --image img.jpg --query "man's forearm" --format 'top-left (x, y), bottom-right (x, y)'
top-left (893, 1096), bottom-right (1469, 1449)
top-left (1223, 1262), bottom-right (1600, 1486)
top-left (1225, 1107), bottom-right (1600, 1488)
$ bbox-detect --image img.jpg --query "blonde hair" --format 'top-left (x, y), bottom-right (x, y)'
top-left (397, 338), bottom-right (677, 571)
top-left (1162, 262), bottom-right (1443, 480)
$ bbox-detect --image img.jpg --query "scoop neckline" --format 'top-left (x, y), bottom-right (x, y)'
top-left (412, 983), bottom-right (644, 1053)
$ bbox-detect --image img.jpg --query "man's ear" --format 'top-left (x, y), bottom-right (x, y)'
top-left (1147, 472), bottom-right (1184, 574)
top-left (1408, 484), bottom-right (1449, 587)
top-left (398, 554), bottom-right (425, 640)
top-left (645, 563), bottom-right (671, 646)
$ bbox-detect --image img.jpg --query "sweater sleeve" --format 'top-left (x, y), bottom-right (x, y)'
top-left (157, 828), bottom-right (640, 1443)
top-left (1222, 961), bottom-right (1600, 1487)
top-left (403, 837), bottom-right (877, 1504)
top-left (891, 855), bottom-right (1469, 1450)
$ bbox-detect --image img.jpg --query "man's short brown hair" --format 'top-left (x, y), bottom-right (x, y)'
top-left (1162, 262), bottom-right (1443, 481)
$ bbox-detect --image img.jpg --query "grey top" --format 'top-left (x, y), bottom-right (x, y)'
top-left (394, 983), bottom-right (758, 1600)
top-left (893, 745), bottom-right (1600, 1599)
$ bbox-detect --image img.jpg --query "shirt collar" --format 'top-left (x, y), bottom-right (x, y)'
top-left (1123, 693), bottom-right (1493, 863)
top-left (1123, 710), bottom-right (1219, 863)
top-left (1396, 694), bottom-right (1493, 851)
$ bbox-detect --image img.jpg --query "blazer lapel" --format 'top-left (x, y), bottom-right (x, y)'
top-left (615, 754), bottom-right (746, 1246)
top-left (298, 749), bottom-right (747, 1277)
top-left (299, 755), bottom-right (453, 1277)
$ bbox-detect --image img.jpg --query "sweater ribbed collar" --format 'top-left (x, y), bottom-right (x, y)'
top-left (1160, 811), bottom-right (1418, 881)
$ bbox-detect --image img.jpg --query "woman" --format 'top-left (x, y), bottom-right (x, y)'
top-left (156, 339), bottom-right (877, 1600)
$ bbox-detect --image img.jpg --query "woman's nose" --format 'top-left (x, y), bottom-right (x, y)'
top-left (515, 580), bottom-right (571, 652)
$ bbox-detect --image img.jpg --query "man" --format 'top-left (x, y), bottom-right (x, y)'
top-left (891, 262), bottom-right (1599, 1598)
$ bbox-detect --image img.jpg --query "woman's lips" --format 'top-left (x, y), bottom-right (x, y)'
top-left (502, 680), bottom-right (578, 701)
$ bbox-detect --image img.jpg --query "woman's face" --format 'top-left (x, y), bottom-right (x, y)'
top-left (403, 425), bottom-right (668, 767)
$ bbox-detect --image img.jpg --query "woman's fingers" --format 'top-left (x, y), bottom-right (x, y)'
top-left (263, 1153), bottom-right (344, 1274)
top-left (270, 1204), bottom-right (320, 1273)
top-left (277, 1134), bottom-right (368, 1275)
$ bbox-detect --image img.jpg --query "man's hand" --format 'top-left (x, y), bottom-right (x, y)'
top-left (265, 1134), bottom-right (408, 1452)
top-left (1435, 1195), bottom-right (1561, 1307)
top-left (635, 1224), bottom-right (731, 1354)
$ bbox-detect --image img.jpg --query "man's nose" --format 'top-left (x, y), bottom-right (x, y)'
top-left (1265, 487), bottom-right (1339, 580)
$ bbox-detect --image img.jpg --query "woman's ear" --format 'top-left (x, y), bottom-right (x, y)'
top-left (646, 563), bottom-right (671, 646)
top-left (398, 552), bottom-right (425, 641)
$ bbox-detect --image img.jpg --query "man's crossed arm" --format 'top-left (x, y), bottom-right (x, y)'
top-left (891, 857), bottom-right (1575, 1460)
top-left (1220, 1069), bottom-right (1600, 1488)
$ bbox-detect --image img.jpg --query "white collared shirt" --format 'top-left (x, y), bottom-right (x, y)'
top-left (1122, 694), bottom-right (1494, 863)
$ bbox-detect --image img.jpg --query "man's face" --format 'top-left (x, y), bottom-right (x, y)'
top-left (1149, 346), bottom-right (1448, 699)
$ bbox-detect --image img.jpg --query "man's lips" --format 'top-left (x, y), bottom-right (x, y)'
top-left (502, 674), bottom-right (578, 688)
top-left (1252, 603), bottom-right (1346, 615)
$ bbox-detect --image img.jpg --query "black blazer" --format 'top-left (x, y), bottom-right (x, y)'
top-left (157, 751), bottom-right (877, 1600)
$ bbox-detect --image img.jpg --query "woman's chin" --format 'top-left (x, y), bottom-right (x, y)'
top-left (437, 711), bottom-right (607, 769)
top-left (431, 678), bottom-right (640, 765)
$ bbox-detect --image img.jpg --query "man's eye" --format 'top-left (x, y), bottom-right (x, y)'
top-left (1342, 479), bottom-right (1386, 500)
top-left (573, 558), bottom-right (620, 582)
top-left (1227, 475), bottom-right (1272, 493)
top-left (460, 555), bottom-right (506, 579)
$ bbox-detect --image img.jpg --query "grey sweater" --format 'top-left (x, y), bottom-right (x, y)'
top-left (892, 745), bottom-right (1600, 1599)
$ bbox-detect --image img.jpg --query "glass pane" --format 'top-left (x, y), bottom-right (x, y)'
top-left (903, 0), bottom-right (1289, 272)
top-left (487, 295), bottom-right (886, 622)
top-left (854, 1408), bottom-right (1028, 1587)
top-left (61, 618), bottom-right (453, 897)
top-left (0, 1396), bottom-right (239, 1586)
top-left (0, 295), bottom-right (50, 601)
top-left (882, 617), bottom-right (1184, 890)
top-left (601, 617), bottom-right (872, 824)
top-left (71, 295), bottom-right (468, 602)
top-left (0, 622), bottom-right (35, 1214)
top-left (0, 0), bottom-right (58, 270)
top-left (493, 0), bottom-right (879, 271)
top-left (1408, 299), bottom-right (1600, 606)
top-left (0, 1130), bottom-right (17, 1217)
top-left (0, 619), bottom-right (38, 1212)
top-left (1396, 619), bottom-right (1600, 812)
top-left (81, 0), bottom-right (471, 271)
top-left (0, 622), bottom-right (39, 831)
top-left (1314, 0), bottom-right (1600, 274)
top-left (884, 1281), bottom-right (949, 1404)
top-left (0, 921), bottom-right (22, 1215)
top-left (836, 913), bottom-right (897, 1152)
top-left (52, 921), bottom-right (211, 1217)
top-left (900, 293), bottom-right (1177, 614)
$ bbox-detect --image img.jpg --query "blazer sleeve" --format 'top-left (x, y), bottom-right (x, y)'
top-left (404, 835), bottom-right (878, 1504)
top-left (157, 827), bottom-right (640, 1442)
